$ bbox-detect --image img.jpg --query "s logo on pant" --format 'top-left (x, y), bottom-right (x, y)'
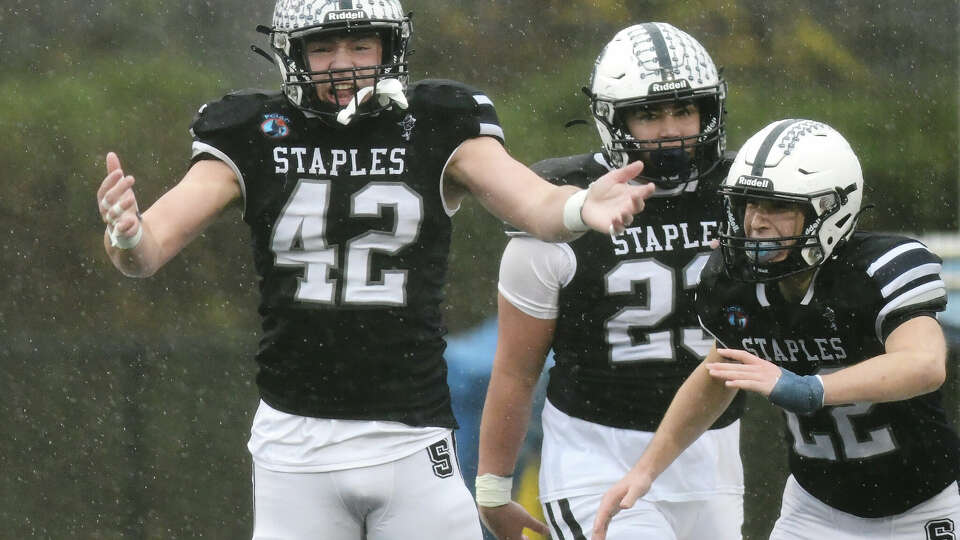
top-left (427, 439), bottom-right (454, 478)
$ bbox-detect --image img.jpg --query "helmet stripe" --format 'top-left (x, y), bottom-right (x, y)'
top-left (641, 23), bottom-right (673, 73)
top-left (339, 0), bottom-right (354, 9)
top-left (750, 119), bottom-right (800, 176)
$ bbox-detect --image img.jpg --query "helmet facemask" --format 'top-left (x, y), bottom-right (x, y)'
top-left (263, 0), bottom-right (411, 123)
top-left (719, 186), bottom-right (855, 282)
top-left (591, 90), bottom-right (725, 189)
top-left (586, 23), bottom-right (727, 190)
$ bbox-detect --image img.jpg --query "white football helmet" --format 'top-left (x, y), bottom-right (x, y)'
top-left (718, 119), bottom-right (864, 281)
top-left (586, 23), bottom-right (726, 188)
top-left (261, 0), bottom-right (411, 120)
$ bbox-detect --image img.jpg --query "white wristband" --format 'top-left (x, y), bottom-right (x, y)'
top-left (475, 473), bottom-right (513, 508)
top-left (108, 221), bottom-right (143, 249)
top-left (562, 187), bottom-right (590, 233)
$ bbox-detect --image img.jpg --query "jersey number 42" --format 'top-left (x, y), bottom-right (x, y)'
top-left (270, 179), bottom-right (423, 306)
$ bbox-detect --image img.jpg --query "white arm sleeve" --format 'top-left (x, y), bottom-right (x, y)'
top-left (497, 237), bottom-right (577, 320)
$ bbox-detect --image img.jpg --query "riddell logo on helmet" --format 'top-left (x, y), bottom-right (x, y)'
top-left (735, 175), bottom-right (773, 190)
top-left (325, 9), bottom-right (367, 22)
top-left (649, 80), bottom-right (691, 94)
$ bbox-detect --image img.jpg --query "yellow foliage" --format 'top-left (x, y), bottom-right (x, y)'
top-left (773, 13), bottom-right (870, 83)
top-left (516, 459), bottom-right (548, 540)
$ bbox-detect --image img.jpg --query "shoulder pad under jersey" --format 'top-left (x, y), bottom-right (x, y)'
top-left (190, 89), bottom-right (284, 138)
top-left (838, 232), bottom-right (946, 340)
top-left (408, 79), bottom-right (493, 114)
top-left (531, 153), bottom-right (604, 189)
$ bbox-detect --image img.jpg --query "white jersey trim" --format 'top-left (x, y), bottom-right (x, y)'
top-left (247, 400), bottom-right (450, 473)
top-left (880, 262), bottom-right (942, 298)
top-left (479, 123), bottom-right (505, 140)
top-left (874, 281), bottom-right (946, 340)
top-left (191, 141), bottom-right (247, 217)
top-left (866, 242), bottom-right (927, 277)
top-left (497, 237), bottom-right (576, 320)
top-left (439, 142), bottom-right (466, 217)
top-left (756, 283), bottom-right (770, 307)
top-left (472, 94), bottom-right (493, 107)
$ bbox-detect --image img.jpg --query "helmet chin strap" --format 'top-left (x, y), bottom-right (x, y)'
top-left (336, 78), bottom-right (408, 125)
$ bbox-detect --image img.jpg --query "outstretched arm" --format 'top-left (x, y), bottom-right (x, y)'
top-left (97, 152), bottom-right (242, 277)
top-left (444, 137), bottom-right (654, 242)
top-left (476, 294), bottom-right (554, 540)
top-left (706, 315), bottom-right (946, 410)
top-left (592, 344), bottom-right (738, 540)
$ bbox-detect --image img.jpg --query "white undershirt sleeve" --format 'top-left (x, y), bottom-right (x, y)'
top-left (497, 236), bottom-right (577, 320)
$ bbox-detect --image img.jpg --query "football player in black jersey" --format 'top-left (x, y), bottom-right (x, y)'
top-left (594, 119), bottom-right (960, 540)
top-left (476, 24), bottom-right (745, 540)
top-left (94, 1), bottom-right (656, 539)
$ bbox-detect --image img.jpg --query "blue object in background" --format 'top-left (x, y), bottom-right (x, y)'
top-left (445, 318), bottom-right (551, 500)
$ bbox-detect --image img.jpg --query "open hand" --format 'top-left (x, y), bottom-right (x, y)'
top-left (706, 348), bottom-right (782, 397)
top-left (96, 152), bottom-right (141, 242)
top-left (581, 160), bottom-right (655, 235)
top-left (479, 501), bottom-right (549, 540)
top-left (591, 468), bottom-right (653, 540)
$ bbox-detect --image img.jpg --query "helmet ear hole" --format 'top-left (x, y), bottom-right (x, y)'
top-left (835, 213), bottom-right (851, 230)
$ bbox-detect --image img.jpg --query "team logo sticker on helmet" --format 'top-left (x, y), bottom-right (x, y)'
top-left (324, 9), bottom-right (367, 22)
top-left (734, 175), bottom-right (773, 190)
top-left (648, 79), bottom-right (691, 94)
top-left (261, 113), bottom-right (291, 138)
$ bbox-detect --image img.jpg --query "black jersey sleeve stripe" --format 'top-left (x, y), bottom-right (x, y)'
top-left (874, 280), bottom-right (947, 340)
top-left (470, 93), bottom-right (505, 142)
top-left (865, 242), bottom-right (927, 277)
top-left (879, 262), bottom-right (942, 298)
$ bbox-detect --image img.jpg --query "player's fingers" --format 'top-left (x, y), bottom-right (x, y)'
top-left (114, 213), bottom-right (140, 236)
top-left (106, 175), bottom-right (136, 203)
top-left (592, 500), bottom-right (620, 540)
top-left (101, 176), bottom-right (136, 222)
top-left (708, 363), bottom-right (769, 381)
top-left (724, 379), bottom-right (769, 395)
top-left (523, 516), bottom-right (550, 535)
top-left (605, 160), bottom-right (644, 185)
top-left (716, 348), bottom-right (761, 364)
top-left (611, 215), bottom-right (625, 236)
top-left (620, 486), bottom-right (643, 509)
top-left (97, 168), bottom-right (126, 202)
top-left (107, 196), bottom-right (136, 222)
top-left (634, 182), bottom-right (655, 201)
top-left (106, 152), bottom-right (122, 174)
top-left (591, 513), bottom-right (611, 540)
top-left (616, 160), bottom-right (644, 183)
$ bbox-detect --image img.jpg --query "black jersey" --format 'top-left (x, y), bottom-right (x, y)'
top-left (190, 80), bottom-right (504, 428)
top-left (538, 152), bottom-right (744, 431)
top-left (698, 232), bottom-right (958, 517)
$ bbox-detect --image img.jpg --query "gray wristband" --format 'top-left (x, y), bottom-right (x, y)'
top-left (769, 370), bottom-right (824, 415)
